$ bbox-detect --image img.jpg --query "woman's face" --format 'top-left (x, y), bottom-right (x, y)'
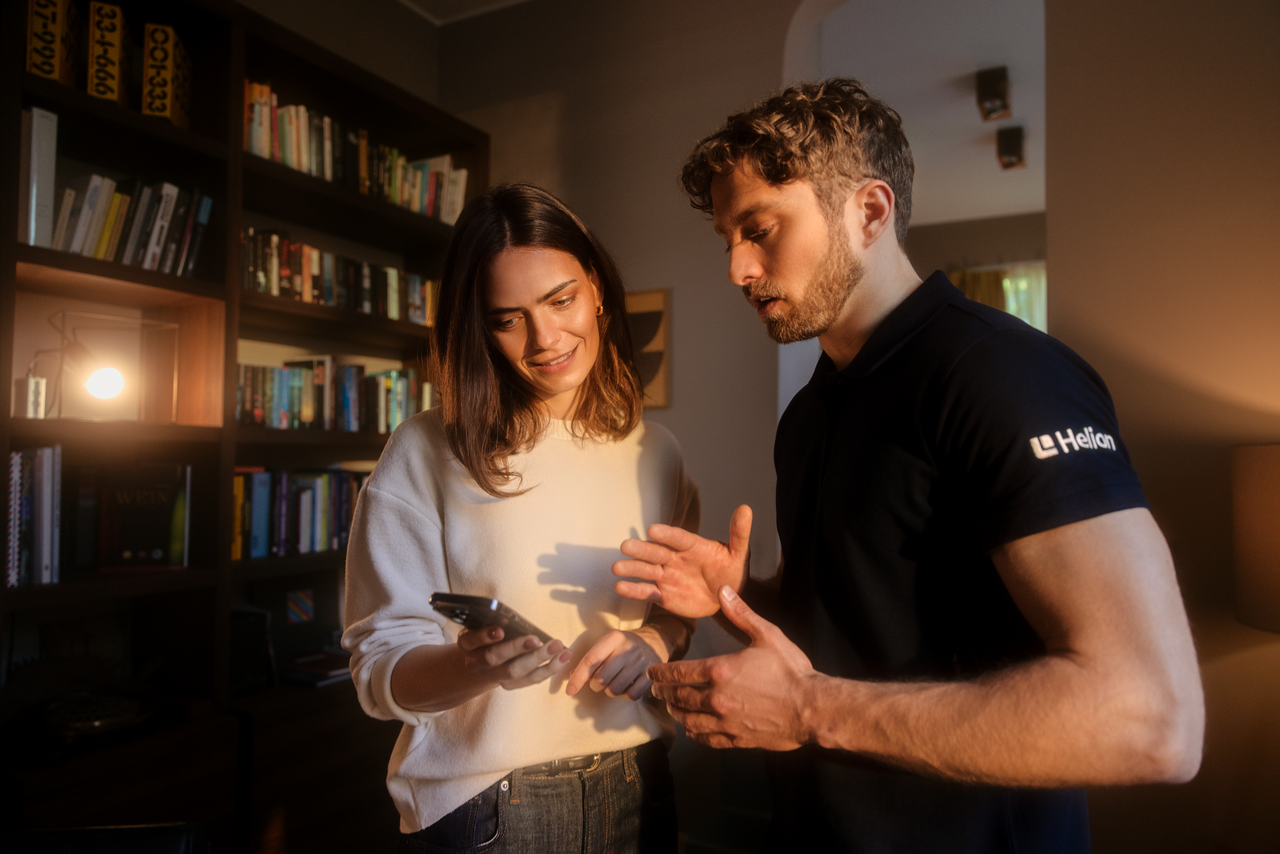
top-left (484, 247), bottom-right (603, 420)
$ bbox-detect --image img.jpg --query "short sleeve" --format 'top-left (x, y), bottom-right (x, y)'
top-left (936, 328), bottom-right (1148, 551)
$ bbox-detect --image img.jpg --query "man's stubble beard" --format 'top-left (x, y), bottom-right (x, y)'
top-left (751, 220), bottom-right (864, 345)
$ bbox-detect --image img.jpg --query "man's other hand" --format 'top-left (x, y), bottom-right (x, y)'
top-left (647, 585), bottom-right (816, 750)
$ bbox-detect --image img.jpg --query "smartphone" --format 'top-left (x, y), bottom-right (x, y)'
top-left (429, 593), bottom-right (552, 643)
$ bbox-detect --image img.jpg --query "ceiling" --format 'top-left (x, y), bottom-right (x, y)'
top-left (818, 0), bottom-right (1045, 225)
top-left (397, 0), bottom-right (534, 26)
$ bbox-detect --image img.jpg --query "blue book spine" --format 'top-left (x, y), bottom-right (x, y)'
top-left (249, 472), bottom-right (271, 559)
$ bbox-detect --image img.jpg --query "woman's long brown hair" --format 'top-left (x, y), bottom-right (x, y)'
top-left (430, 183), bottom-right (643, 497)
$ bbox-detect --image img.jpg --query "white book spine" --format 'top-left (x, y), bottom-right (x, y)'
top-left (67, 175), bottom-right (104, 255)
top-left (29, 107), bottom-right (59, 248)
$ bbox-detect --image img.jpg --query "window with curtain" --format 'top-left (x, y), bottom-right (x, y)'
top-left (948, 261), bottom-right (1047, 332)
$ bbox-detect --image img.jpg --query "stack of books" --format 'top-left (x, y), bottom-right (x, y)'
top-left (231, 467), bottom-right (370, 562)
top-left (240, 227), bottom-right (436, 324)
top-left (236, 358), bottom-right (424, 435)
top-left (242, 79), bottom-right (469, 224)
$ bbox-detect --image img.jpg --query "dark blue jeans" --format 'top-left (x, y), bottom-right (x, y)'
top-left (400, 741), bottom-right (677, 854)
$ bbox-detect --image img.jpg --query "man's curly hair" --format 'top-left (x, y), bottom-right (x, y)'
top-left (680, 78), bottom-right (914, 247)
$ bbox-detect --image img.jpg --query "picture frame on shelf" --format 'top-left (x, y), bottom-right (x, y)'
top-left (624, 288), bottom-right (670, 409)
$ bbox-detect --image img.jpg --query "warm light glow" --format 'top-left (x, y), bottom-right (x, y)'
top-left (86, 367), bottom-right (124, 399)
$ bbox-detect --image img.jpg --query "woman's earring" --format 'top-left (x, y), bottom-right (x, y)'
top-left (596, 304), bottom-right (604, 317)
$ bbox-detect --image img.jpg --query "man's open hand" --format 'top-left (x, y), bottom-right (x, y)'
top-left (612, 505), bottom-right (753, 618)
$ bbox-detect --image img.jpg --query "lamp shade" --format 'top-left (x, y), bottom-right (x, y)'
top-left (1232, 444), bottom-right (1280, 632)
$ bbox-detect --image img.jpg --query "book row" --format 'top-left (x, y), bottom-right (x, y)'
top-left (243, 79), bottom-right (469, 225)
top-left (28, 1), bottom-right (191, 127)
top-left (240, 226), bottom-right (438, 323)
top-left (19, 107), bottom-right (214, 277)
top-left (231, 468), bottom-right (370, 561)
top-left (6, 454), bottom-right (192, 588)
top-left (236, 360), bottom-right (430, 435)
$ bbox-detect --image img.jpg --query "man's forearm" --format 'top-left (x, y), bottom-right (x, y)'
top-left (798, 639), bottom-right (1202, 787)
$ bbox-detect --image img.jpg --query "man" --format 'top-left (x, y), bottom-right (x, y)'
top-left (611, 79), bottom-right (1203, 851)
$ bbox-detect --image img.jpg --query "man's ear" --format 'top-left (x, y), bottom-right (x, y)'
top-left (843, 180), bottom-right (896, 248)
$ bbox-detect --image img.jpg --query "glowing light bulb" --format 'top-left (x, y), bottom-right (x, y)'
top-left (86, 367), bottom-right (124, 399)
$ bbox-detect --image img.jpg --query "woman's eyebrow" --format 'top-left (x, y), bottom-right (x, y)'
top-left (487, 279), bottom-right (577, 315)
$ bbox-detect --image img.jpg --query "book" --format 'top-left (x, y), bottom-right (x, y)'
top-left (26, 0), bottom-right (81, 87)
top-left (120, 183), bottom-right (158, 266)
top-left (278, 650), bottom-right (352, 688)
top-left (180, 194), bottom-right (214, 277)
top-left (158, 187), bottom-right (192, 274)
top-left (87, 3), bottom-right (132, 106)
top-left (77, 175), bottom-right (117, 257)
top-left (140, 182), bottom-right (180, 271)
top-left (50, 186), bottom-right (76, 252)
top-left (283, 356), bottom-right (333, 430)
top-left (98, 463), bottom-right (191, 570)
top-left (141, 24), bottom-right (191, 129)
top-left (248, 470), bottom-right (271, 560)
top-left (104, 179), bottom-right (140, 261)
top-left (20, 107), bottom-right (58, 248)
top-left (91, 190), bottom-right (124, 259)
top-left (442, 167), bottom-right (468, 226)
top-left (231, 474), bottom-right (244, 561)
top-left (65, 174), bottom-right (105, 254)
top-left (7, 453), bottom-right (21, 588)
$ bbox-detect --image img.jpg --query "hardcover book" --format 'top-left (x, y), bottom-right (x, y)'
top-left (98, 463), bottom-right (191, 570)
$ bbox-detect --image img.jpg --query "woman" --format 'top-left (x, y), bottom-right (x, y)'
top-left (343, 183), bottom-right (699, 853)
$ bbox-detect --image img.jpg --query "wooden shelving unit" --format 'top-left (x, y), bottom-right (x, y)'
top-left (1, 1), bottom-right (487, 850)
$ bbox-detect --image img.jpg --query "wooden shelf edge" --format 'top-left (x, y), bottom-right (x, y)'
top-left (7, 418), bottom-right (223, 445)
top-left (233, 550), bottom-right (347, 582)
top-left (0, 568), bottom-right (221, 612)
top-left (16, 245), bottom-right (226, 304)
top-left (233, 426), bottom-right (390, 447)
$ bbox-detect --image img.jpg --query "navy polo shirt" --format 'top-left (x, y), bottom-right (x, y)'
top-left (767, 271), bottom-right (1147, 852)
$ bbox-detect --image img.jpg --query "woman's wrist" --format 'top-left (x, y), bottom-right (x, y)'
top-left (640, 613), bottom-right (692, 662)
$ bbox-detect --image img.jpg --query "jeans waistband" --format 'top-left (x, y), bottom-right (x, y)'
top-left (519, 749), bottom-right (619, 777)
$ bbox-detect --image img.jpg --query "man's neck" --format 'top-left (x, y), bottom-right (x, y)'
top-left (819, 249), bottom-right (922, 370)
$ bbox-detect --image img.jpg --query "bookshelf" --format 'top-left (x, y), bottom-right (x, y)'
top-left (2, 1), bottom-right (487, 849)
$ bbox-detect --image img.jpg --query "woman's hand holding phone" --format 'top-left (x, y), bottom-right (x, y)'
top-left (457, 624), bottom-right (573, 691)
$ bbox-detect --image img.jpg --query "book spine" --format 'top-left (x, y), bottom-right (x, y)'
top-left (26, 107), bottom-right (58, 248)
top-left (141, 24), bottom-right (190, 129)
top-left (92, 192), bottom-right (123, 259)
top-left (27, 0), bottom-right (79, 86)
top-left (7, 453), bottom-right (21, 588)
top-left (141, 182), bottom-right (179, 270)
top-left (87, 3), bottom-right (129, 105)
top-left (181, 195), bottom-right (213, 277)
top-left (67, 175), bottom-right (103, 255)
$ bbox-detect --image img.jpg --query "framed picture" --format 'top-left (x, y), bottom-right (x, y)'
top-left (624, 288), bottom-right (669, 409)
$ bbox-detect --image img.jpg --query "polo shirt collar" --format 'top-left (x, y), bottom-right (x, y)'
top-left (810, 270), bottom-right (960, 384)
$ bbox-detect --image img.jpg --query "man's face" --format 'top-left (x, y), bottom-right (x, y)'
top-left (710, 168), bottom-right (862, 344)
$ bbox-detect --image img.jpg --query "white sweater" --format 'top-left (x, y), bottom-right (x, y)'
top-left (343, 410), bottom-right (700, 832)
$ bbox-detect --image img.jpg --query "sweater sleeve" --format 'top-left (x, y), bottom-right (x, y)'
top-left (342, 481), bottom-right (452, 727)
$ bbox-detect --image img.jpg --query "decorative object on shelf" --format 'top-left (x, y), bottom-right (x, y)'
top-left (140, 23), bottom-right (190, 129)
top-left (1232, 444), bottom-right (1280, 632)
top-left (24, 309), bottom-right (179, 423)
top-left (624, 289), bottom-right (670, 409)
top-left (87, 3), bottom-right (134, 107)
top-left (26, 0), bottom-right (81, 87)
